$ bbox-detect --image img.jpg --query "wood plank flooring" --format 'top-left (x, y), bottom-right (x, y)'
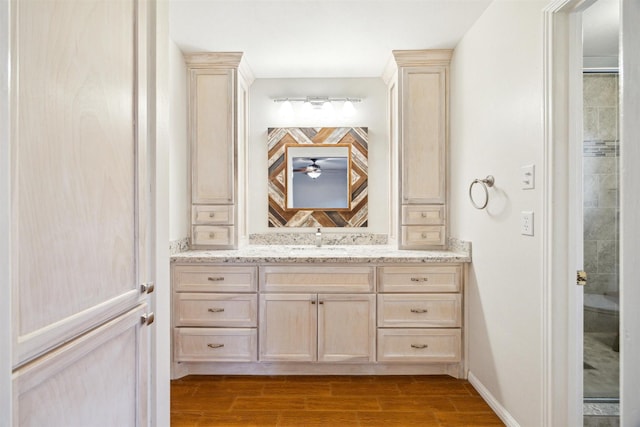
top-left (171, 375), bottom-right (504, 426)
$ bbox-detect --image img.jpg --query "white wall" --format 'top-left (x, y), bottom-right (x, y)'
top-left (169, 40), bottom-right (189, 241)
top-left (449, 1), bottom-right (547, 425)
top-left (248, 78), bottom-right (388, 234)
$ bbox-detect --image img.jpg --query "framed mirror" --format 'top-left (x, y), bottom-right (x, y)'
top-left (267, 127), bottom-right (368, 227)
top-left (286, 144), bottom-right (351, 209)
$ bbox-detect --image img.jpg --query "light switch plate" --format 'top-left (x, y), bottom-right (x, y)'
top-left (521, 165), bottom-right (535, 189)
top-left (521, 211), bottom-right (534, 236)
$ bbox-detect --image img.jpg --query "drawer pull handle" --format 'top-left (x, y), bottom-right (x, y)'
top-left (208, 277), bottom-right (225, 282)
top-left (410, 277), bottom-right (429, 282)
top-left (410, 308), bottom-right (428, 313)
top-left (207, 343), bottom-right (224, 349)
top-left (421, 232), bottom-right (428, 238)
top-left (209, 232), bottom-right (216, 238)
top-left (411, 344), bottom-right (429, 349)
top-left (208, 308), bottom-right (225, 313)
top-left (209, 212), bottom-right (216, 218)
top-left (311, 300), bottom-right (316, 305)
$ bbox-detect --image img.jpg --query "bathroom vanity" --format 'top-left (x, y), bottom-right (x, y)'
top-left (172, 48), bottom-right (469, 380)
top-left (170, 245), bottom-right (470, 379)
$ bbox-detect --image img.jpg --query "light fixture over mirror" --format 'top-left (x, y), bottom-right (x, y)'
top-left (274, 96), bottom-right (362, 118)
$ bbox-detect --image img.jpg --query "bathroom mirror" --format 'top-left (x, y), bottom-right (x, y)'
top-left (267, 127), bottom-right (368, 227)
top-left (286, 145), bottom-right (350, 209)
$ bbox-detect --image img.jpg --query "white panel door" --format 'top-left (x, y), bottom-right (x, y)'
top-left (13, 305), bottom-right (149, 427)
top-left (11, 0), bottom-right (149, 365)
top-left (9, 0), bottom-right (153, 425)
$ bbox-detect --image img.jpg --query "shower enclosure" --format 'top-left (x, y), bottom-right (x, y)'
top-left (582, 72), bottom-right (620, 407)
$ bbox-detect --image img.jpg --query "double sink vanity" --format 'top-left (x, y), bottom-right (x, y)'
top-left (171, 243), bottom-right (470, 379)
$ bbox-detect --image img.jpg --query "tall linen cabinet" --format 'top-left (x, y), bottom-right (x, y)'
top-left (386, 49), bottom-right (452, 250)
top-left (7, 1), bottom-right (155, 425)
top-left (185, 53), bottom-right (253, 249)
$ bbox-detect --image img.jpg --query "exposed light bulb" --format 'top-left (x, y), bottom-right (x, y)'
top-left (322, 101), bottom-right (333, 112)
top-left (342, 99), bottom-right (356, 117)
top-left (279, 99), bottom-right (293, 118)
top-left (301, 100), bottom-right (312, 117)
top-left (306, 170), bottom-right (321, 179)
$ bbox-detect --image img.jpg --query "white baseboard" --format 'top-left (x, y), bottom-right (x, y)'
top-left (468, 371), bottom-right (521, 427)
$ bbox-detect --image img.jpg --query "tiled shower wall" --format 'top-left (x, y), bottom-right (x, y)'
top-left (583, 74), bottom-right (619, 325)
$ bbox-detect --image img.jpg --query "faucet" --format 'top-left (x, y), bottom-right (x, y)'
top-left (315, 228), bottom-right (322, 247)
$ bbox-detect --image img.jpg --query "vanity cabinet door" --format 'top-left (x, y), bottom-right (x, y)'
top-left (259, 294), bottom-right (317, 362)
top-left (318, 294), bottom-right (376, 363)
top-left (189, 68), bottom-right (235, 205)
top-left (400, 66), bottom-right (447, 205)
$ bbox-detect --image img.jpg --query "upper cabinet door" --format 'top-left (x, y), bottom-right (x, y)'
top-left (400, 66), bottom-right (447, 204)
top-left (190, 68), bottom-right (235, 205)
top-left (11, 0), bottom-right (150, 367)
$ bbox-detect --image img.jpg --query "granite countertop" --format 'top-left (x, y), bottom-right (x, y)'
top-left (171, 244), bottom-right (471, 264)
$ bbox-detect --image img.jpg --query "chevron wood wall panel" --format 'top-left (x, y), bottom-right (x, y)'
top-left (267, 127), bottom-right (368, 228)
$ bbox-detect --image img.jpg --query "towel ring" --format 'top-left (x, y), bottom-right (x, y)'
top-left (469, 175), bottom-right (495, 210)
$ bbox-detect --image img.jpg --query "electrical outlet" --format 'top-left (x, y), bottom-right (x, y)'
top-left (521, 211), bottom-right (534, 236)
top-left (521, 165), bottom-right (535, 189)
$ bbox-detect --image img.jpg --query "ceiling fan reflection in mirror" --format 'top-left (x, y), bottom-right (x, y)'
top-left (293, 158), bottom-right (323, 179)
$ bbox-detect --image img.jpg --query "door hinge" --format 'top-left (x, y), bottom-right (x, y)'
top-left (140, 282), bottom-right (155, 294)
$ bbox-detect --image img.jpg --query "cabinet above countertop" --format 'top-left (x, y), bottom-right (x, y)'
top-left (170, 244), bottom-right (471, 264)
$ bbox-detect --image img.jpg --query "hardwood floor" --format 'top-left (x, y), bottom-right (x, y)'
top-left (171, 375), bottom-right (504, 426)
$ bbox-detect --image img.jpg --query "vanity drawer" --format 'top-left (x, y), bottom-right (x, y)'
top-left (402, 205), bottom-right (445, 225)
top-left (401, 225), bottom-right (445, 247)
top-left (192, 205), bottom-right (234, 225)
top-left (377, 329), bottom-right (461, 362)
top-left (174, 328), bottom-right (257, 362)
top-left (173, 265), bottom-right (257, 292)
top-left (378, 266), bottom-right (461, 293)
top-left (174, 293), bottom-right (257, 327)
top-left (192, 225), bottom-right (234, 246)
top-left (260, 266), bottom-right (374, 293)
top-left (377, 294), bottom-right (461, 327)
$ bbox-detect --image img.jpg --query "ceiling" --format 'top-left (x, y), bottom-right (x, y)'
top-left (582, 0), bottom-right (619, 61)
top-left (169, 0), bottom-right (493, 78)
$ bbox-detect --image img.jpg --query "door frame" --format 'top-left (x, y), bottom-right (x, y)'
top-left (619, 1), bottom-right (640, 424)
top-left (1, 0), bottom-right (11, 424)
top-left (544, 1), bottom-right (640, 425)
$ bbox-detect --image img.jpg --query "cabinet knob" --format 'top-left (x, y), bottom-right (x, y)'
top-left (311, 300), bottom-right (316, 305)
top-left (141, 312), bottom-right (155, 326)
top-left (421, 212), bottom-right (427, 218)
top-left (209, 212), bottom-right (216, 218)
top-left (319, 301), bottom-right (324, 305)
top-left (209, 232), bottom-right (216, 238)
